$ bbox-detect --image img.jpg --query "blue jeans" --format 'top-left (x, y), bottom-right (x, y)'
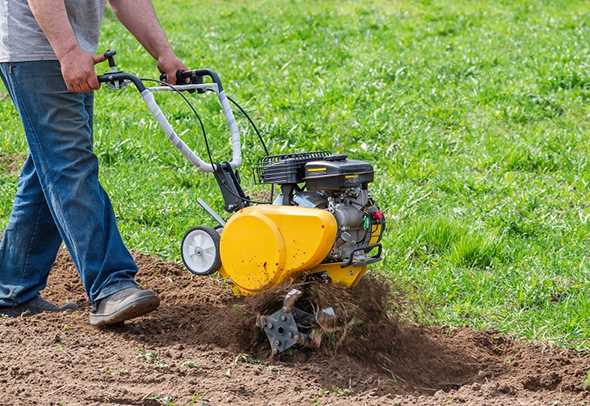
top-left (0, 60), bottom-right (138, 306)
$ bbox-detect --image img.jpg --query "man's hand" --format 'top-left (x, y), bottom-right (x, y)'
top-left (28, 0), bottom-right (106, 93)
top-left (109, 0), bottom-right (188, 85)
top-left (59, 47), bottom-right (106, 93)
top-left (157, 52), bottom-right (187, 85)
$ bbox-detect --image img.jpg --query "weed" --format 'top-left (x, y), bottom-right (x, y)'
top-left (137, 348), bottom-right (169, 369)
top-left (181, 360), bottom-right (200, 370)
top-left (144, 394), bottom-right (176, 406)
top-left (233, 353), bottom-right (264, 365)
top-left (330, 386), bottom-right (353, 396)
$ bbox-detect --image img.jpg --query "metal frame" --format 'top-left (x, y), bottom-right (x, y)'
top-left (99, 71), bottom-right (242, 173)
top-left (141, 82), bottom-right (241, 172)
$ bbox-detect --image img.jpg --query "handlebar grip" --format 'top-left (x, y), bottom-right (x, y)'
top-left (96, 72), bottom-right (146, 92)
top-left (177, 70), bottom-right (196, 83)
top-left (159, 70), bottom-right (194, 84)
top-left (160, 69), bottom-right (223, 92)
top-left (159, 71), bottom-right (199, 93)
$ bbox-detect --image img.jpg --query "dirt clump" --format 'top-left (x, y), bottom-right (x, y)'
top-left (0, 251), bottom-right (588, 405)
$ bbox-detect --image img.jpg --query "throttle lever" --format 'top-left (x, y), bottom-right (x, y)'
top-left (98, 49), bottom-right (130, 89)
top-left (103, 49), bottom-right (119, 72)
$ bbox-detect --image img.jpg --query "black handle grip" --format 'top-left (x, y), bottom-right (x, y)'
top-left (97, 72), bottom-right (145, 92)
top-left (159, 70), bottom-right (193, 84)
top-left (160, 69), bottom-right (223, 92)
top-left (159, 71), bottom-right (200, 93)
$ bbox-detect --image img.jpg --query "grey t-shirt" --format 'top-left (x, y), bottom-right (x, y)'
top-left (0, 0), bottom-right (105, 62)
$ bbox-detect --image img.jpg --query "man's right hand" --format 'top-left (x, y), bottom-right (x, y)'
top-left (59, 47), bottom-right (107, 93)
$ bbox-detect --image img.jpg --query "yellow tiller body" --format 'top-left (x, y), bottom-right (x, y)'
top-left (218, 205), bottom-right (372, 296)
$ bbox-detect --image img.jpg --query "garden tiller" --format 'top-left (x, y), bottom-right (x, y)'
top-left (98, 51), bottom-right (386, 354)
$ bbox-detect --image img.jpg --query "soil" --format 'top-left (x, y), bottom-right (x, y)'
top-left (0, 252), bottom-right (588, 406)
top-left (0, 152), bottom-right (25, 174)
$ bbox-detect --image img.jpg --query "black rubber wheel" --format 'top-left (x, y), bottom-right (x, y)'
top-left (181, 226), bottom-right (221, 276)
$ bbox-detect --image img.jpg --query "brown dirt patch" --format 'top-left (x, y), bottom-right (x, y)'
top-left (0, 152), bottom-right (25, 174)
top-left (0, 252), bottom-right (588, 405)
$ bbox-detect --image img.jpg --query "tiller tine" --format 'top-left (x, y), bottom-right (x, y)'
top-left (256, 288), bottom-right (336, 355)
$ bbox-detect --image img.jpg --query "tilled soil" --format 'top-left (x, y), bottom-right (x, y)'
top-left (0, 252), bottom-right (588, 405)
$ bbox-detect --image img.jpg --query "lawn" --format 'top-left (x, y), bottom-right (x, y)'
top-left (0, 0), bottom-right (589, 349)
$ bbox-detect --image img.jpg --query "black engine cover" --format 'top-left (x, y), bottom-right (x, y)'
top-left (304, 155), bottom-right (374, 191)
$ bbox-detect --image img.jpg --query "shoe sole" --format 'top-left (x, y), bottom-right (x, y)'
top-left (89, 294), bottom-right (160, 327)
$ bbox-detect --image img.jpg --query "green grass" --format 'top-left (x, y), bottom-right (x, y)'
top-left (1, 0), bottom-right (589, 349)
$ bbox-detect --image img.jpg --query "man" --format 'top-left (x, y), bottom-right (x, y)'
top-left (0, 0), bottom-right (186, 326)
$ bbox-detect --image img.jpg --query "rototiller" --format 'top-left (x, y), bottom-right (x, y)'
top-left (98, 51), bottom-right (386, 354)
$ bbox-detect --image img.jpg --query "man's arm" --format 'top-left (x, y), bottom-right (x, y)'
top-left (27, 0), bottom-right (105, 93)
top-left (108, 0), bottom-right (186, 84)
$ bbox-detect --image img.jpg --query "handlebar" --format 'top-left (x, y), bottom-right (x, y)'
top-left (97, 72), bottom-right (146, 91)
top-left (97, 59), bottom-right (241, 173)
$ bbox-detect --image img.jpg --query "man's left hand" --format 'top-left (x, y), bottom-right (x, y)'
top-left (157, 52), bottom-right (187, 85)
